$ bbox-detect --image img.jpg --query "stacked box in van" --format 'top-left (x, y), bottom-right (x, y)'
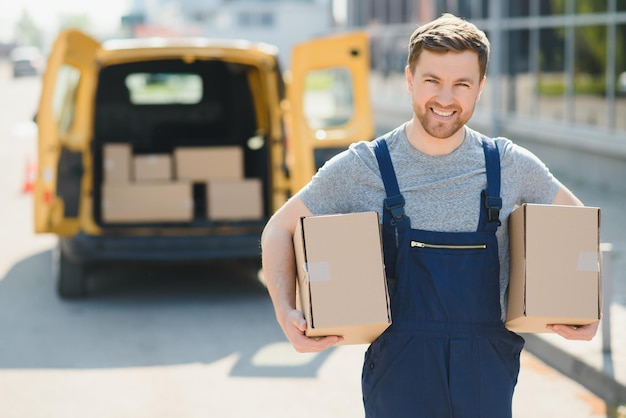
top-left (173, 146), bottom-right (263, 221)
top-left (101, 144), bottom-right (263, 223)
top-left (101, 143), bottom-right (193, 223)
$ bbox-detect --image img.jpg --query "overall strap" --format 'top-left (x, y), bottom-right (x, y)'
top-left (480, 137), bottom-right (502, 232)
top-left (371, 137), bottom-right (408, 284)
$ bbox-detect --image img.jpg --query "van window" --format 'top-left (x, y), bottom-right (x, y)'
top-left (303, 67), bottom-right (354, 133)
top-left (52, 64), bottom-right (81, 135)
top-left (125, 73), bottom-right (203, 104)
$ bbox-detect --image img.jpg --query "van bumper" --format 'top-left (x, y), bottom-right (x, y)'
top-left (60, 232), bottom-right (262, 264)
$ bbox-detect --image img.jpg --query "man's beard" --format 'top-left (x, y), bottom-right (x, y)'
top-left (413, 100), bottom-right (473, 139)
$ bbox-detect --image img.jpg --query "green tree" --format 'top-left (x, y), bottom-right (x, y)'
top-left (14, 9), bottom-right (43, 48)
top-left (574, 2), bottom-right (607, 77)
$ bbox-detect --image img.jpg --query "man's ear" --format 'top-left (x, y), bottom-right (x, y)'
top-left (405, 65), bottom-right (413, 92)
top-left (476, 76), bottom-right (486, 101)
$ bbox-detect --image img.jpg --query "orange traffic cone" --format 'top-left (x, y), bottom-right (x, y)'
top-left (21, 157), bottom-right (37, 194)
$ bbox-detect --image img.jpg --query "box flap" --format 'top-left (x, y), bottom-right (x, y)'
top-left (293, 217), bottom-right (314, 328)
top-left (506, 204), bottom-right (527, 322)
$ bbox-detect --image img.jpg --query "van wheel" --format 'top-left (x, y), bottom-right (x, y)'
top-left (54, 247), bottom-right (87, 299)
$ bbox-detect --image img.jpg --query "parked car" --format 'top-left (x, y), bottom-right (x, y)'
top-left (10, 46), bottom-right (45, 77)
top-left (34, 29), bottom-right (373, 297)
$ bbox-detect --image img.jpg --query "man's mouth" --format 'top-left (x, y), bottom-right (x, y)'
top-left (431, 108), bottom-right (455, 117)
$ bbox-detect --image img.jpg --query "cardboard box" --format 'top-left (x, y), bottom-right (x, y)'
top-left (206, 178), bottom-right (264, 221)
top-left (174, 146), bottom-right (243, 181)
top-left (133, 154), bottom-right (172, 182)
top-left (293, 212), bottom-right (391, 345)
top-left (102, 182), bottom-right (193, 223)
top-left (103, 143), bottom-right (132, 184)
top-left (505, 204), bottom-right (601, 333)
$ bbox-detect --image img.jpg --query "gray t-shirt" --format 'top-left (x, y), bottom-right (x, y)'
top-left (297, 124), bottom-right (562, 320)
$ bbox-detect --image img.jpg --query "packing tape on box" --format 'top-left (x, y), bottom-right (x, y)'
top-left (577, 251), bottom-right (599, 272)
top-left (304, 261), bottom-right (331, 282)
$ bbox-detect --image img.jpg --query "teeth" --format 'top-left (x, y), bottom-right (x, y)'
top-left (432, 108), bottom-right (453, 117)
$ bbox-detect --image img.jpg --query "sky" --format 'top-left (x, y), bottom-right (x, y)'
top-left (1, 0), bottom-right (132, 43)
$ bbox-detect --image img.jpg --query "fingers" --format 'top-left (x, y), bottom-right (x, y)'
top-left (546, 321), bottom-right (599, 341)
top-left (283, 309), bottom-right (344, 352)
top-left (293, 335), bottom-right (344, 353)
top-left (289, 310), bottom-right (307, 332)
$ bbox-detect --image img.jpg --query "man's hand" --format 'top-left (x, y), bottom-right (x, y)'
top-left (261, 196), bottom-right (343, 352)
top-left (281, 309), bottom-right (344, 353)
top-left (546, 320), bottom-right (599, 341)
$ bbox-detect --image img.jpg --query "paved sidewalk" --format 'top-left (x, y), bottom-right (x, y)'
top-left (524, 304), bottom-right (626, 407)
top-left (523, 179), bottom-right (626, 409)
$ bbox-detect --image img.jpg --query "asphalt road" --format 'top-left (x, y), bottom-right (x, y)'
top-left (0, 59), bottom-right (611, 418)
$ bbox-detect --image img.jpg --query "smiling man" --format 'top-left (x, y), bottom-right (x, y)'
top-left (261, 13), bottom-right (599, 418)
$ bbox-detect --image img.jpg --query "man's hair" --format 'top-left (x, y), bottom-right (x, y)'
top-left (407, 13), bottom-right (490, 79)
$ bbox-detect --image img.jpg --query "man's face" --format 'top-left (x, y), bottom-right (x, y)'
top-left (406, 50), bottom-right (485, 140)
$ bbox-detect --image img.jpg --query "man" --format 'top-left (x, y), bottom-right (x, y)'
top-left (261, 13), bottom-right (599, 417)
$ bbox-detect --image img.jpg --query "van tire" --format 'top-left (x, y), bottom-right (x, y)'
top-left (54, 246), bottom-right (87, 299)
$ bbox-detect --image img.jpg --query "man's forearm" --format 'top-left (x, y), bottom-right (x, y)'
top-left (261, 222), bottom-right (298, 321)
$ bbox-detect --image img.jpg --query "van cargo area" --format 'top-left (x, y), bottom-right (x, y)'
top-left (36, 29), bottom-right (373, 298)
top-left (92, 59), bottom-right (270, 230)
top-left (57, 58), bottom-right (274, 271)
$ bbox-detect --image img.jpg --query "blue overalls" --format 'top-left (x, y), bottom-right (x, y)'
top-left (361, 137), bottom-right (525, 418)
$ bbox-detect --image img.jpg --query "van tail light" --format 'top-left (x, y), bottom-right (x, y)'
top-left (43, 190), bottom-right (52, 204)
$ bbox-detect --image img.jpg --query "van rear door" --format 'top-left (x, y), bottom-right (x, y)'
top-left (34, 30), bottom-right (100, 235)
top-left (287, 31), bottom-right (374, 192)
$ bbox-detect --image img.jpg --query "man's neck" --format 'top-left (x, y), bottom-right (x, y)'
top-left (404, 120), bottom-right (466, 156)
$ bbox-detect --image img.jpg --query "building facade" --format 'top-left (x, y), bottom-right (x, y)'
top-left (125, 0), bottom-right (333, 67)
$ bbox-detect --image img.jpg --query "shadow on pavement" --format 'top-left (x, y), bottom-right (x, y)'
top-left (0, 250), bottom-right (333, 378)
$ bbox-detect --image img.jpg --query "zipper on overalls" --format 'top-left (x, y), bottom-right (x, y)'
top-left (410, 241), bottom-right (487, 250)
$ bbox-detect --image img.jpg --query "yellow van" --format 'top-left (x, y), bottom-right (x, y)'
top-left (35, 29), bottom-right (373, 298)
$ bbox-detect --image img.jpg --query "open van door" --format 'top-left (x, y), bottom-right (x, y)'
top-left (34, 30), bottom-right (100, 235)
top-left (287, 31), bottom-right (374, 192)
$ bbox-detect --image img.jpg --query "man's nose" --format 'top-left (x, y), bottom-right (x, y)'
top-left (435, 85), bottom-right (455, 106)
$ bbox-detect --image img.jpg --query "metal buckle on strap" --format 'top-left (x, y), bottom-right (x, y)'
top-left (384, 194), bottom-right (406, 224)
top-left (484, 195), bottom-right (502, 225)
